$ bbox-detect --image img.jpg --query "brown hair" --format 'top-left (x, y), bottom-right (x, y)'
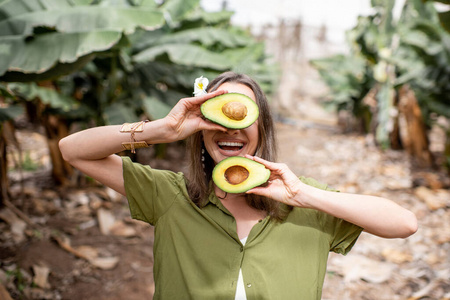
top-left (186, 71), bottom-right (291, 221)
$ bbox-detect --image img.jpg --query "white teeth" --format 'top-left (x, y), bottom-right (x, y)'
top-left (218, 141), bottom-right (244, 147)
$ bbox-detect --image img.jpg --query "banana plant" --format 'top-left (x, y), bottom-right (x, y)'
top-left (0, 0), bottom-right (166, 82)
top-left (0, 0), bottom-right (166, 190)
top-left (312, 0), bottom-right (450, 169)
top-left (0, 0), bottom-right (278, 193)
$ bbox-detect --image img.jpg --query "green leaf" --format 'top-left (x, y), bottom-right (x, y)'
top-left (155, 27), bottom-right (250, 48)
top-left (0, 31), bottom-right (121, 76)
top-left (133, 43), bottom-right (231, 70)
top-left (0, 6), bottom-right (164, 36)
top-left (8, 82), bottom-right (77, 111)
top-left (0, 3), bottom-right (165, 80)
top-left (185, 10), bottom-right (234, 25)
top-left (375, 82), bottom-right (395, 148)
top-left (0, 0), bottom-right (73, 23)
top-left (0, 105), bottom-right (23, 122)
top-left (142, 95), bottom-right (172, 120)
top-left (104, 102), bottom-right (139, 125)
top-left (160, 0), bottom-right (200, 25)
top-left (0, 82), bottom-right (14, 98)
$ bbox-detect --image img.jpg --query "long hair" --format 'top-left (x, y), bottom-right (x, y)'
top-left (186, 72), bottom-right (291, 221)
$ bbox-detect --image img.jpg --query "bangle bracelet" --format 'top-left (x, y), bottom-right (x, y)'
top-left (120, 120), bottom-right (150, 153)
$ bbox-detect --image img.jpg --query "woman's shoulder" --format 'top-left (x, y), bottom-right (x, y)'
top-left (121, 156), bottom-right (187, 188)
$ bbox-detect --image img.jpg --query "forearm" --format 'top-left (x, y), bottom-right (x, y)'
top-left (59, 118), bottom-right (169, 162)
top-left (296, 183), bottom-right (418, 238)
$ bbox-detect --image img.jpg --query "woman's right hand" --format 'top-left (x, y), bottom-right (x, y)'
top-left (162, 90), bottom-right (228, 142)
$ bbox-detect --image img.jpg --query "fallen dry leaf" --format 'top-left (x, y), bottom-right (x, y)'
top-left (414, 186), bottom-right (449, 210)
top-left (88, 256), bottom-right (119, 270)
top-left (110, 221), bottom-right (137, 237)
top-left (381, 248), bottom-right (413, 264)
top-left (0, 208), bottom-right (27, 243)
top-left (0, 282), bottom-right (13, 300)
top-left (32, 265), bottom-right (51, 289)
top-left (97, 208), bottom-right (116, 235)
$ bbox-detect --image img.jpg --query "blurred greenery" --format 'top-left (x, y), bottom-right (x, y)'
top-left (0, 0), bottom-right (278, 188)
top-left (311, 0), bottom-right (450, 170)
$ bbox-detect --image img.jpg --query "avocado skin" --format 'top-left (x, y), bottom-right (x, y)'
top-left (212, 156), bottom-right (270, 193)
top-left (201, 93), bottom-right (259, 129)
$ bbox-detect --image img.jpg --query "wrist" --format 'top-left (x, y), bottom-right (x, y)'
top-left (292, 181), bottom-right (319, 209)
top-left (131, 118), bottom-right (166, 145)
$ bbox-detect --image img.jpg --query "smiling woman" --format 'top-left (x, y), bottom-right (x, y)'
top-left (59, 71), bottom-right (417, 300)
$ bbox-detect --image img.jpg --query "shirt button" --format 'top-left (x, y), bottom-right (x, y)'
top-left (240, 247), bottom-right (244, 252)
top-left (247, 283), bottom-right (252, 288)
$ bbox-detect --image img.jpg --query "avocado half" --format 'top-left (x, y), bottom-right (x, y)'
top-left (212, 156), bottom-right (270, 194)
top-left (201, 93), bottom-right (259, 129)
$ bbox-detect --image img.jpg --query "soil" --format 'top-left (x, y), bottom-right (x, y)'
top-left (1, 113), bottom-right (449, 299)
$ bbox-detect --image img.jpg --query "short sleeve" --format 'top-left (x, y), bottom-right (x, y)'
top-left (324, 214), bottom-right (362, 255)
top-left (299, 176), bottom-right (363, 255)
top-left (122, 156), bottom-right (186, 225)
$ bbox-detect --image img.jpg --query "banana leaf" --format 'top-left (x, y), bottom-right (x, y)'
top-left (0, 105), bottom-right (23, 122)
top-left (160, 0), bottom-right (199, 26)
top-left (185, 10), bottom-right (234, 25)
top-left (133, 43), bottom-right (231, 70)
top-left (142, 95), bottom-right (172, 120)
top-left (153, 27), bottom-right (250, 48)
top-left (104, 102), bottom-right (139, 125)
top-left (0, 2), bottom-right (165, 81)
top-left (8, 82), bottom-right (78, 111)
top-left (375, 82), bottom-right (395, 149)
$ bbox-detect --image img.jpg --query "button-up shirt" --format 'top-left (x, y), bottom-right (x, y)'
top-left (122, 157), bottom-right (363, 300)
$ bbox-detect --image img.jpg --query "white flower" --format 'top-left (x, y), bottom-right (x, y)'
top-left (193, 76), bottom-right (209, 96)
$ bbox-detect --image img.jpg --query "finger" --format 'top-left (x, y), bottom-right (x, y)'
top-left (245, 155), bottom-right (279, 170)
top-left (199, 119), bottom-right (227, 132)
top-left (189, 89), bottom-right (227, 105)
top-left (246, 186), bottom-right (270, 197)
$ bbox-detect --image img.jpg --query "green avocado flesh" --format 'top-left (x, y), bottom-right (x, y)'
top-left (212, 156), bottom-right (270, 194)
top-left (201, 93), bottom-right (259, 129)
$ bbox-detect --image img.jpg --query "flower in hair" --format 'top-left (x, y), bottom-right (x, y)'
top-left (193, 76), bottom-right (209, 96)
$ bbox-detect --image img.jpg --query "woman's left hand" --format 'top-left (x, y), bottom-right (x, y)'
top-left (245, 155), bottom-right (305, 207)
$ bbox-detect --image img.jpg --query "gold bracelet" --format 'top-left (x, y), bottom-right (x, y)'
top-left (120, 120), bottom-right (150, 153)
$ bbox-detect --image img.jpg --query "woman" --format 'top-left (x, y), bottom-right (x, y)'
top-left (59, 71), bottom-right (417, 300)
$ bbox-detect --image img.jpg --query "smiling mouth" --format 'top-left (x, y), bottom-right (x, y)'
top-left (218, 141), bottom-right (244, 152)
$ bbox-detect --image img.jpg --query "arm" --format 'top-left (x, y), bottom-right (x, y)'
top-left (245, 155), bottom-right (418, 239)
top-left (59, 90), bottom-right (227, 196)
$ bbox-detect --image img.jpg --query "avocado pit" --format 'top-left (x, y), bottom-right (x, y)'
top-left (224, 165), bottom-right (249, 185)
top-left (222, 101), bottom-right (247, 121)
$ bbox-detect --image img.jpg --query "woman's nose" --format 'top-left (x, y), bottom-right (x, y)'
top-left (225, 128), bottom-right (239, 135)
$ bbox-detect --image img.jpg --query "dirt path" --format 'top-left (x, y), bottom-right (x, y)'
top-left (276, 118), bottom-right (449, 300)
top-left (1, 117), bottom-right (448, 299)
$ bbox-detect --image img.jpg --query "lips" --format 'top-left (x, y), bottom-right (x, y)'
top-left (217, 141), bottom-right (245, 156)
top-left (218, 141), bottom-right (244, 150)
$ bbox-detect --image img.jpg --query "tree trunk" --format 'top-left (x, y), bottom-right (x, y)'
top-left (0, 124), bottom-right (8, 204)
top-left (397, 85), bottom-right (433, 167)
top-left (36, 81), bottom-right (74, 186)
top-left (42, 114), bottom-right (72, 186)
top-left (0, 121), bottom-right (21, 204)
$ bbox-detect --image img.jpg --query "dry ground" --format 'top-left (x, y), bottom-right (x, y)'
top-left (1, 115), bottom-right (449, 299)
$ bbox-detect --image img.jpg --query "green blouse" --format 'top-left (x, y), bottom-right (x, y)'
top-left (122, 157), bottom-right (363, 300)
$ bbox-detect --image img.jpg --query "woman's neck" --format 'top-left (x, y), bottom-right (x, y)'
top-left (214, 186), bottom-right (267, 239)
